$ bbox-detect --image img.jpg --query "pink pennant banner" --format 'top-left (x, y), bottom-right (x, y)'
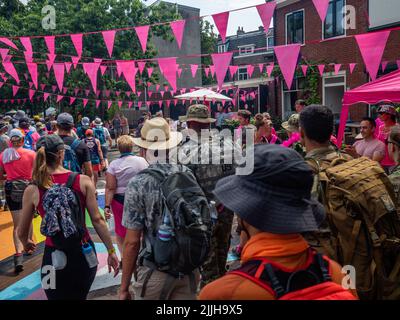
top-left (160, 91), bottom-right (165, 98)
top-left (138, 61), bottom-right (146, 75)
top-left (40, 84), bottom-right (46, 91)
top-left (69, 97), bottom-right (76, 105)
top-left (102, 30), bottom-right (116, 58)
top-left (247, 65), bottom-right (255, 78)
top-left (12, 85), bottom-right (19, 97)
top-left (274, 44), bottom-right (301, 89)
top-left (83, 62), bottom-right (101, 92)
top-left (29, 81), bottom-right (33, 88)
top-left (211, 52), bottom-right (233, 90)
top-left (266, 63), bottom-right (275, 77)
top-left (318, 64), bottom-right (325, 77)
top-left (118, 101), bottom-right (123, 108)
top-left (0, 48), bottom-right (9, 61)
top-left (117, 61), bottom-right (138, 93)
top-left (52, 85), bottom-right (57, 93)
top-left (71, 34), bottom-right (83, 57)
top-left (334, 64), bottom-right (342, 75)
top-left (301, 65), bottom-right (308, 77)
top-left (190, 64), bottom-right (198, 78)
top-left (105, 90), bottom-right (111, 97)
top-left (312, 0), bottom-right (330, 22)
top-left (128, 101), bottom-right (133, 109)
top-left (355, 30), bottom-right (390, 81)
top-left (26, 62), bottom-right (38, 89)
top-left (56, 95), bottom-right (63, 103)
top-left (210, 65), bottom-right (215, 77)
top-left (229, 65), bottom-right (238, 78)
top-left (135, 25), bottom-right (150, 53)
top-left (170, 20), bottom-right (186, 49)
top-left (71, 56), bottom-right (80, 69)
top-left (0, 37), bottom-right (18, 50)
top-left (397, 60), bottom-right (400, 70)
top-left (46, 53), bottom-right (56, 71)
top-left (205, 67), bottom-right (210, 77)
top-left (212, 12), bottom-right (229, 44)
top-left (256, 2), bottom-right (276, 32)
top-left (83, 98), bottom-right (88, 107)
top-left (381, 61), bottom-right (388, 72)
top-left (29, 89), bottom-right (36, 101)
top-left (158, 100), bottom-right (163, 108)
top-left (147, 67), bottom-right (154, 78)
top-left (158, 57), bottom-right (177, 92)
top-left (177, 68), bottom-right (183, 78)
top-left (96, 100), bottom-right (100, 108)
top-left (258, 64), bottom-right (264, 73)
top-left (85, 89), bottom-right (90, 96)
top-left (155, 84), bottom-right (160, 92)
top-left (116, 91), bottom-right (121, 97)
top-left (73, 88), bottom-right (79, 96)
top-left (100, 65), bottom-right (107, 76)
top-left (146, 101), bottom-right (151, 108)
top-left (44, 36), bottom-right (55, 54)
top-left (126, 91), bottom-right (131, 96)
top-left (20, 37), bottom-right (33, 54)
top-left (138, 101), bottom-right (143, 109)
top-left (23, 52), bottom-right (33, 63)
top-left (65, 62), bottom-right (72, 74)
top-left (349, 63), bottom-right (356, 74)
top-left (3, 61), bottom-right (20, 84)
top-left (53, 63), bottom-right (65, 92)
top-left (63, 87), bottom-right (68, 95)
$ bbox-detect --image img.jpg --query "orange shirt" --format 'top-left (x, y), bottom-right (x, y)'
top-left (198, 233), bottom-right (358, 300)
top-left (0, 148), bottom-right (36, 181)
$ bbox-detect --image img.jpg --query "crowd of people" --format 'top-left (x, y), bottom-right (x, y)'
top-left (1, 100), bottom-right (400, 301)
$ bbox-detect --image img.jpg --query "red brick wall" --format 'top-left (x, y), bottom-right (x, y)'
top-left (274, 0), bottom-right (400, 124)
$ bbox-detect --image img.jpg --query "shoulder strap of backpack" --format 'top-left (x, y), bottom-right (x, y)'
top-left (66, 172), bottom-right (79, 189)
top-left (70, 139), bottom-right (80, 150)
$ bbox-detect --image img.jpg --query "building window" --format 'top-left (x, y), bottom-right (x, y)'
top-left (218, 44), bottom-right (227, 53)
top-left (282, 77), bottom-right (306, 119)
top-left (286, 10), bottom-right (304, 45)
top-left (324, 0), bottom-right (345, 39)
top-left (267, 36), bottom-right (274, 49)
top-left (323, 75), bottom-right (346, 120)
top-left (239, 45), bottom-right (255, 56)
top-left (369, 0), bottom-right (400, 29)
top-left (238, 67), bottom-right (248, 81)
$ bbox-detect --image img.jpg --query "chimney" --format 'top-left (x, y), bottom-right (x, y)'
top-left (259, 26), bottom-right (264, 32)
top-left (237, 27), bottom-right (245, 35)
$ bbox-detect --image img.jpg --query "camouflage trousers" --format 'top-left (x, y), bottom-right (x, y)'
top-left (200, 207), bottom-right (234, 288)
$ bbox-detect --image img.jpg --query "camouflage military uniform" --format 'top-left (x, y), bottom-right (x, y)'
top-left (389, 166), bottom-right (400, 207)
top-left (177, 130), bottom-right (239, 287)
top-left (304, 146), bottom-right (353, 259)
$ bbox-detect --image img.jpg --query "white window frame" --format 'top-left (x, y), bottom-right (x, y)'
top-left (238, 67), bottom-right (249, 81)
top-left (218, 44), bottom-right (227, 53)
top-left (322, 0), bottom-right (347, 40)
top-left (266, 36), bottom-right (274, 50)
top-left (238, 45), bottom-right (255, 56)
top-left (281, 78), bottom-right (305, 120)
top-left (322, 72), bottom-right (347, 116)
top-left (285, 9), bottom-right (305, 45)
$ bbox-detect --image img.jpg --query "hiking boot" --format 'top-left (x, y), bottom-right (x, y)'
top-left (14, 254), bottom-right (24, 273)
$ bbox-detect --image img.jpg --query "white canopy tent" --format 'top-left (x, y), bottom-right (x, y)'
top-left (174, 88), bottom-right (232, 102)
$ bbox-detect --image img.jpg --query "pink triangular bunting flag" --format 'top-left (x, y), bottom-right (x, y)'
top-left (274, 44), bottom-right (301, 89)
top-left (12, 85), bottom-right (19, 97)
top-left (44, 36), bottom-right (55, 54)
top-left (211, 52), bottom-right (233, 89)
top-left (381, 61), bottom-right (388, 72)
top-left (56, 95), bottom-right (63, 103)
top-left (312, 0), bottom-right (330, 22)
top-left (100, 65), bottom-right (107, 76)
top-left (170, 20), bottom-right (186, 49)
top-left (349, 63), bottom-right (356, 74)
top-left (334, 64), bottom-right (342, 75)
top-left (0, 37), bottom-right (18, 50)
top-left (128, 102), bottom-right (133, 109)
top-left (355, 31), bottom-right (390, 81)
top-left (229, 65), bottom-right (238, 78)
top-left (247, 65), bottom-right (255, 78)
top-left (102, 30), bottom-right (116, 58)
top-left (70, 34), bottom-right (83, 58)
top-left (82, 98), bottom-right (88, 107)
top-left (20, 37), bottom-right (33, 54)
top-left (190, 64), bottom-right (198, 78)
top-left (69, 97), bottom-right (76, 105)
top-left (177, 68), bottom-right (183, 78)
top-left (83, 62), bottom-right (101, 92)
top-left (96, 100), bottom-right (100, 108)
top-left (258, 64), bottom-right (264, 73)
top-left (266, 63), bottom-right (275, 77)
top-left (135, 25), bottom-right (150, 53)
top-left (3, 61), bottom-right (20, 84)
top-left (117, 61), bottom-right (138, 93)
top-left (158, 57), bottom-right (177, 92)
top-left (256, 2), bottom-right (276, 32)
top-left (138, 61), bottom-right (146, 75)
top-left (71, 56), bottom-right (80, 69)
top-left (53, 63), bottom-right (65, 92)
top-left (318, 64), bottom-right (325, 77)
top-left (65, 62), bottom-right (72, 74)
top-left (205, 67), bottom-right (210, 77)
top-left (40, 84), bottom-right (46, 91)
top-left (147, 67), bottom-right (153, 78)
top-left (212, 12), bottom-right (229, 43)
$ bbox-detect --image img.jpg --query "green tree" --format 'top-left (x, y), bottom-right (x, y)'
top-left (200, 19), bottom-right (217, 86)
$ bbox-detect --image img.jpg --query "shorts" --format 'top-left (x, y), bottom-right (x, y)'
top-left (111, 197), bottom-right (126, 238)
top-left (92, 164), bottom-right (102, 172)
top-left (101, 146), bottom-right (108, 159)
top-left (5, 180), bottom-right (29, 211)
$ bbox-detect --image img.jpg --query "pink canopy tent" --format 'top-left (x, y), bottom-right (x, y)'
top-left (337, 69), bottom-right (400, 147)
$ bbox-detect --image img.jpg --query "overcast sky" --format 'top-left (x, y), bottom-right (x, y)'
top-left (145, 0), bottom-right (267, 36)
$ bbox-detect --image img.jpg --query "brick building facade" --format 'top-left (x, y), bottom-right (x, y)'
top-left (273, 0), bottom-right (400, 125)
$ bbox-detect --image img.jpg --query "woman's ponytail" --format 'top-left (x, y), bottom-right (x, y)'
top-left (32, 147), bottom-right (53, 189)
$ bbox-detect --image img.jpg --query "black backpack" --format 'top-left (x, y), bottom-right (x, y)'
top-left (141, 166), bottom-right (212, 275)
top-left (41, 173), bottom-right (86, 250)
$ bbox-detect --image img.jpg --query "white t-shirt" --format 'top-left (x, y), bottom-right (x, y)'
top-left (107, 155), bottom-right (149, 194)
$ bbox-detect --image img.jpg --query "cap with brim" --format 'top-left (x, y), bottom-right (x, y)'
top-left (179, 104), bottom-right (216, 124)
top-left (36, 135), bottom-right (65, 153)
top-left (132, 117), bottom-right (182, 151)
top-left (378, 105), bottom-right (397, 116)
top-left (9, 129), bottom-right (24, 139)
top-left (94, 118), bottom-right (103, 126)
top-left (57, 113), bottom-right (74, 126)
top-left (213, 144), bottom-right (325, 234)
top-left (281, 121), bottom-right (298, 133)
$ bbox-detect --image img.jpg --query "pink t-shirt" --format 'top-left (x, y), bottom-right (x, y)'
top-left (0, 148), bottom-right (36, 181)
top-left (353, 138), bottom-right (386, 160)
top-left (377, 124), bottom-right (400, 167)
top-left (107, 155), bottom-right (149, 194)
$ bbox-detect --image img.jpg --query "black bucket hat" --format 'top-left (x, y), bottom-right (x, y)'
top-left (213, 144), bottom-right (325, 234)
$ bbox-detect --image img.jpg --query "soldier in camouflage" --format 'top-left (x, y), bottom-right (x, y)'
top-left (388, 125), bottom-right (400, 204)
top-left (176, 104), bottom-right (240, 288)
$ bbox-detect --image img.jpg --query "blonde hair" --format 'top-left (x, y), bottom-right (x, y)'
top-left (117, 135), bottom-right (134, 154)
top-left (32, 147), bottom-right (53, 189)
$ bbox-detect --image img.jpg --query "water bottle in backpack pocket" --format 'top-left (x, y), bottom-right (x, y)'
top-left (153, 209), bottom-right (176, 270)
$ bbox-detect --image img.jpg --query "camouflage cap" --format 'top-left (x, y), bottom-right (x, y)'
top-left (378, 105), bottom-right (397, 116)
top-left (282, 114), bottom-right (300, 133)
top-left (180, 104), bottom-right (216, 124)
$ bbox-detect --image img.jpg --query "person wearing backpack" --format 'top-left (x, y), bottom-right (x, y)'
top-left (18, 117), bottom-right (40, 151)
top-left (388, 126), bottom-right (400, 204)
top-left (199, 144), bottom-right (358, 300)
top-left (18, 135), bottom-right (119, 300)
top-left (93, 118), bottom-right (112, 170)
top-left (301, 105), bottom-right (400, 300)
top-left (120, 117), bottom-right (212, 300)
top-left (76, 117), bottom-right (90, 140)
top-left (56, 113), bottom-right (93, 179)
top-left (177, 104), bottom-right (238, 288)
top-left (83, 129), bottom-right (104, 188)
top-left (0, 129), bottom-right (36, 273)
